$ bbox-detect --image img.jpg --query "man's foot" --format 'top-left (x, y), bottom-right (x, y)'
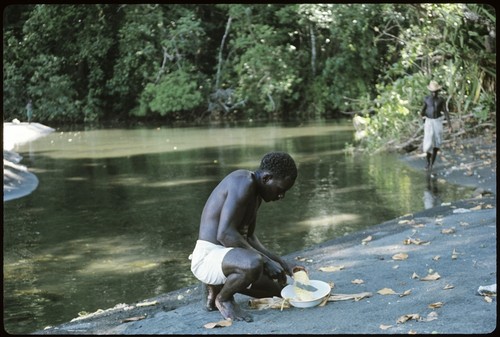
top-left (215, 296), bottom-right (253, 322)
top-left (203, 284), bottom-right (222, 311)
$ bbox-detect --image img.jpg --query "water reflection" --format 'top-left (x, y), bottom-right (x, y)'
top-left (423, 174), bottom-right (442, 209)
top-left (3, 120), bottom-right (472, 334)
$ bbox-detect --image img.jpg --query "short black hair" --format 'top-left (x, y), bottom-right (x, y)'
top-left (259, 151), bottom-right (297, 180)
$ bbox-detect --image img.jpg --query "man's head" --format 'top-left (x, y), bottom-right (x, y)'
top-left (256, 152), bottom-right (297, 202)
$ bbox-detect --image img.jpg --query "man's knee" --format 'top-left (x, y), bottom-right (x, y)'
top-left (223, 249), bottom-right (263, 278)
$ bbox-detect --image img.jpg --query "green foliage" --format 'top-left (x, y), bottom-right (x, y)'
top-left (349, 3), bottom-right (496, 151)
top-left (136, 70), bottom-right (205, 117)
top-left (2, 4), bottom-right (495, 129)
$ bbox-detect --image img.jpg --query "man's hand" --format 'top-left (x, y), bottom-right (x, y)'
top-left (263, 258), bottom-right (287, 284)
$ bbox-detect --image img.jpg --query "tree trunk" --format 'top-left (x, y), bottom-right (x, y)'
top-left (215, 16), bottom-right (232, 90)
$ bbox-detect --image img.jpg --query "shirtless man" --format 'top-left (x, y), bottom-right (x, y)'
top-left (190, 151), bottom-right (298, 322)
top-left (420, 80), bottom-right (452, 171)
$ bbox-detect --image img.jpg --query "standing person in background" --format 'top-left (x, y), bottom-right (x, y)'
top-left (420, 80), bottom-right (452, 172)
top-left (26, 99), bottom-right (33, 124)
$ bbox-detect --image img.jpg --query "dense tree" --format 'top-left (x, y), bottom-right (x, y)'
top-left (350, 4), bottom-right (496, 151)
top-left (3, 3), bottom-right (495, 143)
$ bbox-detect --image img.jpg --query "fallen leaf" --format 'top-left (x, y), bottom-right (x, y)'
top-left (248, 297), bottom-right (289, 310)
top-left (397, 313), bottom-right (420, 324)
top-left (484, 296), bottom-right (493, 303)
top-left (408, 329), bottom-right (417, 334)
top-left (441, 228), bottom-right (456, 234)
top-left (398, 219), bottom-right (415, 225)
top-left (420, 272), bottom-right (440, 281)
top-left (328, 292), bottom-right (372, 302)
top-left (460, 221), bottom-right (470, 226)
top-left (443, 284), bottom-right (454, 290)
top-left (411, 272), bottom-right (420, 279)
top-left (485, 204), bottom-right (493, 209)
top-left (428, 302), bottom-right (443, 309)
top-left (423, 311), bottom-right (439, 322)
top-left (392, 253), bottom-right (409, 260)
top-left (361, 235), bottom-right (372, 245)
top-left (433, 255), bottom-right (441, 261)
top-left (377, 288), bottom-right (397, 295)
top-left (400, 289), bottom-right (412, 297)
top-left (203, 320), bottom-right (232, 329)
top-left (451, 248), bottom-right (459, 260)
top-left (318, 295), bottom-right (329, 307)
top-left (470, 205), bottom-right (482, 211)
top-left (379, 324), bottom-right (392, 330)
top-left (122, 315), bottom-right (146, 323)
top-left (319, 265), bottom-right (345, 272)
top-left (136, 300), bottom-right (158, 307)
top-left (351, 279), bottom-right (364, 284)
top-left (404, 238), bottom-right (429, 245)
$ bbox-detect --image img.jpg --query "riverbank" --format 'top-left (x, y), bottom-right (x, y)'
top-left (32, 133), bottom-right (496, 334)
top-left (3, 122), bottom-right (55, 202)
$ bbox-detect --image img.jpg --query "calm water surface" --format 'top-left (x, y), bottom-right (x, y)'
top-left (3, 120), bottom-right (471, 333)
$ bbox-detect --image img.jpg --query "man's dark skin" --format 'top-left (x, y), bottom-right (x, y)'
top-left (197, 160), bottom-right (296, 322)
top-left (420, 88), bottom-right (452, 171)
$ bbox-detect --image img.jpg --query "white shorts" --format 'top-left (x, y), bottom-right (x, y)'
top-left (190, 240), bottom-right (234, 285)
top-left (423, 117), bottom-right (444, 153)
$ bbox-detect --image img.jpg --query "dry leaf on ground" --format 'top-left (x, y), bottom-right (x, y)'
top-left (328, 292), bottom-right (372, 302)
top-left (397, 313), bottom-right (420, 324)
top-left (422, 311), bottom-right (439, 322)
top-left (428, 302), bottom-right (443, 309)
top-left (399, 289), bottom-right (412, 297)
top-left (203, 320), bottom-right (232, 329)
top-left (319, 265), bottom-right (345, 272)
top-left (404, 238), bottom-right (429, 245)
top-left (443, 284), bottom-right (454, 290)
top-left (379, 324), bottom-right (392, 330)
top-left (361, 235), bottom-right (372, 245)
top-left (248, 297), bottom-right (290, 310)
top-left (318, 295), bottom-right (329, 307)
top-left (121, 316), bottom-right (146, 323)
top-left (392, 253), bottom-right (409, 260)
top-left (441, 228), bottom-right (456, 234)
top-left (136, 300), bottom-right (158, 307)
top-left (420, 272), bottom-right (440, 281)
top-left (377, 288), bottom-right (397, 295)
top-left (351, 279), bottom-right (364, 284)
top-left (484, 296), bottom-right (493, 303)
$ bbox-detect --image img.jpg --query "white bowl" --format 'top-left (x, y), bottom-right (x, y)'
top-left (280, 280), bottom-right (331, 308)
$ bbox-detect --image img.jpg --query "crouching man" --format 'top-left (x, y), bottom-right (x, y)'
top-left (190, 151), bottom-right (298, 322)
